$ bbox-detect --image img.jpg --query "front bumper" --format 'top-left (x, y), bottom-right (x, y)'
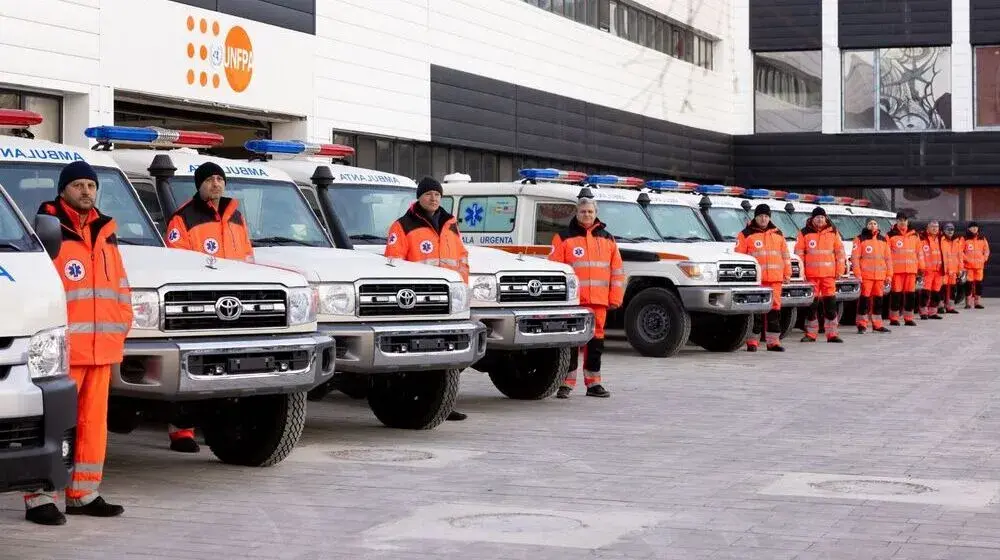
top-left (836, 277), bottom-right (862, 302)
top-left (0, 373), bottom-right (75, 493)
top-left (678, 285), bottom-right (774, 314)
top-left (114, 333), bottom-right (336, 401)
top-left (322, 320), bottom-right (487, 374)
top-left (473, 306), bottom-right (595, 350)
top-left (782, 281), bottom-right (815, 307)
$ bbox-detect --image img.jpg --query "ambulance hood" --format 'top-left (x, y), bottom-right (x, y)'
top-left (119, 246), bottom-right (310, 288)
top-left (250, 246), bottom-right (463, 283)
top-left (0, 252), bottom-right (68, 337)
top-left (352, 244), bottom-right (573, 277)
top-left (618, 242), bottom-right (759, 263)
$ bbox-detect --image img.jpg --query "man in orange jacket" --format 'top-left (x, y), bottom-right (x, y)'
top-left (851, 217), bottom-right (893, 334)
top-left (25, 161), bottom-right (131, 525)
top-left (939, 222), bottom-right (964, 314)
top-left (963, 222), bottom-right (990, 309)
top-left (163, 161), bottom-right (255, 452)
top-left (795, 206), bottom-right (846, 343)
top-left (886, 212), bottom-right (924, 326)
top-left (550, 196), bottom-right (624, 398)
top-left (918, 220), bottom-right (945, 320)
top-left (385, 176), bottom-right (470, 420)
top-left (735, 203), bottom-right (790, 352)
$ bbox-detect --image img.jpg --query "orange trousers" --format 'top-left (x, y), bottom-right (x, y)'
top-left (25, 365), bottom-right (110, 509)
top-left (565, 305), bottom-right (607, 388)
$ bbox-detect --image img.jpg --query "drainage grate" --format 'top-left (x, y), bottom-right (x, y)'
top-left (809, 479), bottom-right (935, 496)
top-left (326, 448), bottom-right (434, 462)
top-left (447, 513), bottom-right (586, 533)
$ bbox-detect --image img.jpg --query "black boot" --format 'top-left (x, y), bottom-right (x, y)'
top-left (586, 384), bottom-right (610, 398)
top-left (555, 386), bottom-right (571, 399)
top-left (66, 496), bottom-right (124, 517)
top-left (25, 504), bottom-right (66, 526)
top-left (169, 437), bottom-right (200, 453)
top-left (447, 410), bottom-right (467, 421)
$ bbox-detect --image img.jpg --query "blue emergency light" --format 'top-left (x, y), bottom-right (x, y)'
top-left (645, 180), bottom-right (698, 192)
top-left (783, 193), bottom-right (801, 201)
top-left (518, 168), bottom-right (588, 183)
top-left (243, 139), bottom-right (355, 158)
top-left (585, 174), bottom-right (644, 187)
top-left (84, 126), bottom-right (224, 147)
top-left (816, 195), bottom-right (837, 204)
top-left (694, 184), bottom-right (746, 196)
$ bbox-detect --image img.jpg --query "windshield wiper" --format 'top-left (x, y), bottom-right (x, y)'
top-left (349, 234), bottom-right (387, 242)
top-left (659, 235), bottom-right (695, 243)
top-left (0, 241), bottom-right (23, 252)
top-left (117, 238), bottom-right (142, 246)
top-left (253, 236), bottom-right (317, 247)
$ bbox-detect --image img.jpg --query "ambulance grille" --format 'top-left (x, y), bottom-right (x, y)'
top-left (163, 289), bottom-right (288, 330)
top-left (358, 283), bottom-right (450, 316)
top-left (718, 263), bottom-right (758, 283)
top-left (791, 261), bottom-right (802, 279)
top-left (498, 275), bottom-right (567, 303)
top-left (0, 416), bottom-right (43, 450)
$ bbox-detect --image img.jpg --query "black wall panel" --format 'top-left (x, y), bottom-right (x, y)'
top-left (749, 0), bottom-right (822, 52)
top-left (429, 65), bottom-right (734, 182)
top-left (971, 0), bottom-right (1000, 45)
top-left (839, 0), bottom-right (951, 49)
top-left (170, 0), bottom-right (315, 34)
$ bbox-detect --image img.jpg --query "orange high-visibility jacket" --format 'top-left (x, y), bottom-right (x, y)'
top-left (919, 231), bottom-right (944, 274)
top-left (735, 222), bottom-right (791, 283)
top-left (940, 235), bottom-right (965, 275)
top-left (851, 229), bottom-right (893, 281)
top-left (795, 223), bottom-right (846, 279)
top-left (39, 199), bottom-right (133, 366)
top-left (963, 233), bottom-right (990, 271)
top-left (886, 225), bottom-right (924, 274)
top-left (165, 196), bottom-right (254, 262)
top-left (549, 217), bottom-right (625, 307)
top-left (385, 203), bottom-right (470, 282)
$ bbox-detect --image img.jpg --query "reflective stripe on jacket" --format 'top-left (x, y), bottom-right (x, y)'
top-left (886, 225), bottom-right (924, 274)
top-left (39, 199), bottom-right (133, 366)
top-left (385, 203), bottom-right (469, 282)
top-left (919, 231), bottom-right (944, 273)
top-left (165, 196), bottom-right (254, 262)
top-left (963, 233), bottom-right (990, 271)
top-left (940, 235), bottom-right (965, 275)
top-left (851, 229), bottom-right (893, 281)
top-left (794, 223), bottom-right (846, 279)
top-left (549, 217), bottom-right (624, 307)
top-left (734, 222), bottom-right (791, 283)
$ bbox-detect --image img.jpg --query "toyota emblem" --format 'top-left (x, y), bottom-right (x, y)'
top-left (527, 279), bottom-right (543, 297)
top-left (397, 288), bottom-right (417, 310)
top-left (735, 267), bottom-right (746, 278)
top-left (214, 296), bottom-right (243, 321)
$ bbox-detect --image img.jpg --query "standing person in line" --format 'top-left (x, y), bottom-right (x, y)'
top-left (939, 222), bottom-right (964, 314)
top-left (25, 161), bottom-right (131, 525)
top-left (963, 221), bottom-right (990, 309)
top-left (918, 220), bottom-right (944, 320)
top-left (549, 195), bottom-right (623, 398)
top-left (886, 212), bottom-right (924, 326)
top-left (384, 176), bottom-right (470, 421)
top-left (162, 161), bottom-right (255, 452)
top-left (795, 207), bottom-right (846, 343)
top-left (734, 203), bottom-right (790, 352)
top-left (851, 217), bottom-right (893, 334)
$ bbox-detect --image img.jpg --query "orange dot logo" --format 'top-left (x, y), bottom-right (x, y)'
top-left (223, 26), bottom-right (253, 93)
top-left (185, 15), bottom-right (252, 93)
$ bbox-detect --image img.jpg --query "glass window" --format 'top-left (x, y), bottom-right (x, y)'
top-left (432, 146), bottom-right (449, 179)
top-left (754, 51), bottom-right (822, 133)
top-left (356, 136), bottom-right (376, 169)
top-left (975, 46), bottom-right (1000, 127)
top-left (893, 187), bottom-right (961, 221)
top-left (0, 189), bottom-right (41, 252)
top-left (498, 155), bottom-right (514, 182)
top-left (449, 148), bottom-right (464, 176)
top-left (642, 204), bottom-right (714, 242)
top-left (828, 214), bottom-right (863, 241)
top-left (414, 144), bottom-right (432, 178)
top-left (440, 196), bottom-right (455, 214)
top-left (705, 207), bottom-right (751, 241)
top-left (842, 47), bottom-right (951, 131)
top-left (375, 139), bottom-right (394, 172)
top-left (965, 188), bottom-right (1000, 220)
top-left (535, 202), bottom-right (576, 245)
top-left (323, 185), bottom-right (418, 244)
top-left (300, 187), bottom-right (323, 220)
top-left (132, 181), bottom-right (165, 231)
top-left (394, 142), bottom-right (414, 179)
top-left (456, 196), bottom-right (516, 233)
top-left (482, 153), bottom-right (498, 182)
top-left (465, 150), bottom-right (482, 181)
top-left (627, 7), bottom-right (637, 41)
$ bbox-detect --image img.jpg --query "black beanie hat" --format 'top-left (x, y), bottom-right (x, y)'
top-left (969, 221), bottom-right (981, 229)
top-left (811, 206), bottom-right (827, 218)
top-left (194, 161), bottom-right (226, 191)
top-left (58, 160), bottom-right (99, 193)
top-left (416, 176), bottom-right (443, 198)
top-left (754, 203), bottom-right (771, 217)
top-left (896, 211), bottom-right (908, 220)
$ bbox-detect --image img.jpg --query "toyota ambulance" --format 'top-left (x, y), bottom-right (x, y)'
top-left (433, 169), bottom-right (774, 357)
top-left (0, 180), bottom-right (75, 494)
top-left (102, 131), bottom-right (491, 428)
top-left (0, 111), bottom-right (335, 467)
top-left (245, 142), bottom-right (595, 402)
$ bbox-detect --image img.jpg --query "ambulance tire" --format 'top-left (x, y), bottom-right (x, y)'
top-left (488, 347), bottom-right (570, 400)
top-left (624, 287), bottom-right (691, 357)
top-left (335, 373), bottom-right (370, 400)
top-left (203, 391), bottom-right (307, 467)
top-left (367, 369), bottom-right (460, 430)
top-left (107, 400), bottom-right (141, 435)
top-left (779, 307), bottom-right (797, 340)
top-left (690, 314), bottom-right (754, 352)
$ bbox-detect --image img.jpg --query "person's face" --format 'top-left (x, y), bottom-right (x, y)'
top-left (199, 174), bottom-right (226, 203)
top-left (970, 225), bottom-right (980, 235)
top-left (867, 219), bottom-right (878, 232)
top-left (576, 203), bottom-right (596, 227)
top-left (928, 223), bottom-right (939, 235)
top-left (896, 218), bottom-right (908, 229)
top-left (944, 226), bottom-right (955, 237)
top-left (754, 214), bottom-right (770, 228)
top-left (61, 179), bottom-right (97, 212)
top-left (812, 214), bottom-right (827, 228)
top-left (418, 190), bottom-right (441, 213)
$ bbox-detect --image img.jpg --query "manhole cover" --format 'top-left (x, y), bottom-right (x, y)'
top-left (326, 448), bottom-right (434, 462)
top-left (809, 479), bottom-right (935, 495)
top-left (447, 513), bottom-right (586, 533)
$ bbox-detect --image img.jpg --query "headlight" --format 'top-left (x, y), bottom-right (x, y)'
top-left (678, 261), bottom-right (717, 281)
top-left (449, 281), bottom-right (470, 314)
top-left (288, 286), bottom-right (319, 325)
top-left (566, 273), bottom-right (579, 301)
top-left (130, 290), bottom-right (160, 330)
top-left (28, 327), bottom-right (68, 379)
top-left (470, 274), bottom-right (497, 302)
top-left (315, 282), bottom-right (355, 317)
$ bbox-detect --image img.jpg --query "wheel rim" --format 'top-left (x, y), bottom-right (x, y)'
top-left (637, 304), bottom-right (670, 342)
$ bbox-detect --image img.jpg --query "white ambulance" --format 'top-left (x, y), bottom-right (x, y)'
top-left (429, 169), bottom-right (774, 357)
top-left (0, 112), bottom-right (335, 467)
top-left (246, 143), bottom-right (595, 401)
top-left (0, 181), bottom-right (75, 493)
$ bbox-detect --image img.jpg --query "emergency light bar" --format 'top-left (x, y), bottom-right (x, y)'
top-left (744, 188), bottom-right (789, 199)
top-left (243, 139), bottom-right (355, 159)
top-left (645, 180), bottom-right (698, 192)
top-left (84, 126), bottom-right (224, 147)
top-left (816, 195), bottom-right (854, 205)
top-left (695, 184), bottom-right (746, 196)
top-left (851, 198), bottom-right (871, 207)
top-left (0, 109), bottom-right (44, 128)
top-left (798, 194), bottom-right (819, 203)
top-left (584, 174), bottom-right (645, 188)
top-left (783, 193), bottom-right (801, 201)
top-left (518, 168), bottom-right (588, 183)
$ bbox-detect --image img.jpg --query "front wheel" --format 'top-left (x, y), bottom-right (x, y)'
top-left (367, 369), bottom-right (460, 430)
top-left (488, 347), bottom-right (571, 400)
top-left (624, 287), bottom-right (691, 357)
top-left (202, 392), bottom-right (307, 467)
top-left (690, 314), bottom-right (754, 352)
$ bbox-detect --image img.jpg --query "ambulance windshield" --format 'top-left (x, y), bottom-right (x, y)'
top-left (0, 163), bottom-right (163, 247)
top-left (0, 187), bottom-right (41, 252)
top-left (168, 178), bottom-right (332, 248)
top-left (769, 211), bottom-right (801, 240)
top-left (322, 185), bottom-right (419, 244)
top-left (704, 207), bottom-right (751, 241)
top-left (829, 214), bottom-right (863, 240)
top-left (642, 203), bottom-right (714, 242)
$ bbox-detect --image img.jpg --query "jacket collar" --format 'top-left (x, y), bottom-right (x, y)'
top-left (406, 202), bottom-right (455, 233)
top-left (857, 228), bottom-right (883, 241)
top-left (803, 220), bottom-right (837, 235)
top-left (888, 224), bottom-right (914, 237)
top-left (567, 216), bottom-right (607, 235)
top-left (743, 221), bottom-right (779, 235)
top-left (40, 198), bottom-right (114, 245)
top-left (191, 194), bottom-right (236, 218)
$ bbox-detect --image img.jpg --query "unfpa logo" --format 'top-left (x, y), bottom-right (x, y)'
top-left (186, 16), bottom-right (253, 93)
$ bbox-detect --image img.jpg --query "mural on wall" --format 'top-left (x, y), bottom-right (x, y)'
top-left (878, 48), bottom-right (951, 131)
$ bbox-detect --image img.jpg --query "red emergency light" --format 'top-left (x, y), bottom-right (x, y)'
top-left (0, 109), bottom-right (44, 128)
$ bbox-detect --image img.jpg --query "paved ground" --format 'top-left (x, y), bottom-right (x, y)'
top-left (4, 302), bottom-right (1000, 560)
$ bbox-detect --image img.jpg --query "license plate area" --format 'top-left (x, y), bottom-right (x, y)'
top-left (734, 292), bottom-right (769, 305)
top-left (519, 316), bottom-right (587, 334)
top-left (187, 350), bottom-right (309, 376)
top-left (379, 334), bottom-right (470, 354)
top-left (783, 287), bottom-right (812, 298)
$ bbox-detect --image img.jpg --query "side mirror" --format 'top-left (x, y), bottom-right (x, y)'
top-left (33, 214), bottom-right (62, 259)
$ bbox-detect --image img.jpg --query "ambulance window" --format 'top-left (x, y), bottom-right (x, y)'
top-left (0, 190), bottom-right (40, 252)
top-left (705, 207), bottom-right (751, 240)
top-left (440, 196), bottom-right (454, 214)
top-left (643, 204), bottom-right (714, 242)
top-left (877, 218), bottom-right (893, 231)
top-left (770, 211), bottom-right (801, 240)
top-left (534, 202), bottom-right (576, 244)
top-left (132, 181), bottom-right (164, 231)
top-left (829, 214), bottom-right (862, 240)
top-left (456, 196), bottom-right (516, 233)
top-left (300, 187), bottom-right (324, 223)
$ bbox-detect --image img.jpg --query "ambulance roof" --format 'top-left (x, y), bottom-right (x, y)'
top-left (440, 179), bottom-right (647, 205)
top-left (261, 158), bottom-right (418, 188)
top-left (0, 135), bottom-right (122, 170)
top-left (109, 148), bottom-right (298, 185)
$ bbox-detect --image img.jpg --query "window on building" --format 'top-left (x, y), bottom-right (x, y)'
top-left (975, 46), bottom-right (1000, 127)
top-left (841, 47), bottom-right (952, 131)
top-left (0, 90), bottom-right (62, 143)
top-left (754, 51), bottom-right (822, 133)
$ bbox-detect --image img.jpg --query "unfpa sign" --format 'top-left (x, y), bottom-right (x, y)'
top-left (186, 16), bottom-right (253, 93)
